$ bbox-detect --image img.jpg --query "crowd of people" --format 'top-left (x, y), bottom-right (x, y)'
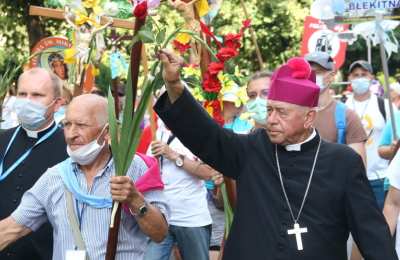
top-left (1, 50), bottom-right (400, 260)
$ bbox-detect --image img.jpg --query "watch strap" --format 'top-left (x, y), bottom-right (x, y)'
top-left (128, 202), bottom-right (148, 217)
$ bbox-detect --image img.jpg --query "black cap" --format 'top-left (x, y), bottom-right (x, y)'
top-left (349, 60), bottom-right (373, 74)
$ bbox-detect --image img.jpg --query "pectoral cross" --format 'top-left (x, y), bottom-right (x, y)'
top-left (287, 223), bottom-right (308, 251)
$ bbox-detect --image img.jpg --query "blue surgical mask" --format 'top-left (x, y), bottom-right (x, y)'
top-left (246, 97), bottom-right (267, 125)
top-left (351, 77), bottom-right (371, 95)
top-left (13, 98), bottom-right (52, 130)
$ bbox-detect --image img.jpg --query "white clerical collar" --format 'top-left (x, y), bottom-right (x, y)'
top-left (285, 129), bottom-right (317, 152)
top-left (23, 121), bottom-right (55, 139)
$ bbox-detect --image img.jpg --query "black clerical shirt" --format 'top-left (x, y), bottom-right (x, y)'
top-left (154, 88), bottom-right (398, 260)
top-left (0, 123), bottom-right (67, 260)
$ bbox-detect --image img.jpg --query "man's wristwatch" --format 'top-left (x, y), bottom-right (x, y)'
top-left (175, 154), bottom-right (185, 168)
top-left (129, 202), bottom-right (148, 218)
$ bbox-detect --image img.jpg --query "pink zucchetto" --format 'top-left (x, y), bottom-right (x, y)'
top-left (268, 57), bottom-right (320, 108)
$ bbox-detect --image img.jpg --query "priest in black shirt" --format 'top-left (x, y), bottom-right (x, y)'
top-left (154, 51), bottom-right (398, 260)
top-left (0, 68), bottom-right (68, 260)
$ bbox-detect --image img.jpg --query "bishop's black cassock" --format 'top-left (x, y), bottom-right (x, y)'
top-left (0, 123), bottom-right (67, 260)
top-left (155, 89), bottom-right (398, 260)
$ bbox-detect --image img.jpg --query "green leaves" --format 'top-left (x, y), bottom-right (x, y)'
top-left (107, 88), bottom-right (121, 176)
top-left (0, 51), bottom-right (40, 101)
top-left (107, 59), bottom-right (161, 177)
top-left (221, 183), bottom-right (234, 239)
top-left (156, 28), bottom-right (166, 45)
top-left (107, 17), bottom-right (218, 178)
top-left (138, 29), bottom-right (156, 43)
top-left (0, 64), bottom-right (19, 98)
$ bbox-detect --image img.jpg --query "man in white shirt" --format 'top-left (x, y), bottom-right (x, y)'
top-left (383, 150), bottom-right (400, 257)
top-left (345, 60), bottom-right (394, 209)
top-left (145, 119), bottom-right (214, 260)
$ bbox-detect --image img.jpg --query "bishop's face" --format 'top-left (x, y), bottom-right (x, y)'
top-left (266, 100), bottom-right (316, 145)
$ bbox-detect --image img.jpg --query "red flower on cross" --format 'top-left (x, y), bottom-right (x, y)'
top-left (133, 0), bottom-right (148, 20)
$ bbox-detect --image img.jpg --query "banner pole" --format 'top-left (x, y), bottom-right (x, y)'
top-left (376, 14), bottom-right (398, 140)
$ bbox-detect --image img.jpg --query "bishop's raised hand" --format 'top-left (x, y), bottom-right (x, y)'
top-left (158, 49), bottom-right (185, 103)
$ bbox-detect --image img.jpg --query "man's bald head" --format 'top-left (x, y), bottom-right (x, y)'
top-left (67, 94), bottom-right (108, 127)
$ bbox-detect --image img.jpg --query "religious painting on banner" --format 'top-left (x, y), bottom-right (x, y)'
top-left (333, 0), bottom-right (400, 23)
top-left (301, 16), bottom-right (349, 69)
top-left (30, 36), bottom-right (72, 81)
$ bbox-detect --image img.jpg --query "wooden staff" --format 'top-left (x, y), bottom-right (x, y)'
top-left (105, 9), bottom-right (147, 260)
top-left (238, 0), bottom-right (264, 70)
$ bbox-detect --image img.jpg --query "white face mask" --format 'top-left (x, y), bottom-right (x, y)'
top-left (316, 74), bottom-right (327, 90)
top-left (13, 98), bottom-right (53, 130)
top-left (67, 125), bottom-right (108, 165)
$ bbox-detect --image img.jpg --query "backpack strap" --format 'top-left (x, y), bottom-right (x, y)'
top-left (378, 96), bottom-right (387, 122)
top-left (335, 102), bottom-right (347, 145)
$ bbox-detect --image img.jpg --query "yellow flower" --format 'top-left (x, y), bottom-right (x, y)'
top-left (64, 48), bottom-right (77, 64)
top-left (205, 103), bottom-right (214, 116)
top-left (82, 0), bottom-right (100, 9)
top-left (234, 66), bottom-right (242, 78)
top-left (219, 72), bottom-right (235, 92)
top-left (236, 85), bottom-right (249, 106)
top-left (176, 33), bottom-right (191, 44)
top-left (75, 11), bottom-right (100, 27)
top-left (219, 72), bottom-right (248, 107)
top-left (189, 86), bottom-right (204, 102)
top-left (183, 65), bottom-right (201, 78)
top-left (195, 0), bottom-right (210, 17)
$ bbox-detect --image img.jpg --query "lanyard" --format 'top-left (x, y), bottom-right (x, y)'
top-left (75, 200), bottom-right (86, 231)
top-left (0, 124), bottom-right (58, 181)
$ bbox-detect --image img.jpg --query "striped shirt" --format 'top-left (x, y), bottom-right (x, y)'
top-left (11, 155), bottom-right (169, 260)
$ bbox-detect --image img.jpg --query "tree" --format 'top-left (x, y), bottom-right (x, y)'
top-left (211, 0), bottom-right (311, 72)
top-left (344, 30), bottom-right (400, 79)
top-left (0, 1), bottom-right (69, 77)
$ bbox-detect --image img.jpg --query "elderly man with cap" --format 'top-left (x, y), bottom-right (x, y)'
top-left (345, 60), bottom-right (394, 210)
top-left (305, 52), bottom-right (367, 163)
top-left (0, 94), bottom-right (169, 260)
top-left (0, 68), bottom-right (68, 260)
top-left (153, 49), bottom-right (397, 260)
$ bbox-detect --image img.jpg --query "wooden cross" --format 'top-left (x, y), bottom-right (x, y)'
top-left (29, 5), bottom-right (135, 105)
top-left (29, 6), bottom-right (135, 30)
top-left (287, 223), bottom-right (308, 251)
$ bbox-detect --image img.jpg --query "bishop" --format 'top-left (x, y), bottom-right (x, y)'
top-left (154, 50), bottom-right (398, 260)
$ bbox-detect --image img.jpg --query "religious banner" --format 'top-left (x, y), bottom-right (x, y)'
top-left (30, 36), bottom-right (72, 81)
top-left (301, 16), bottom-right (349, 69)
